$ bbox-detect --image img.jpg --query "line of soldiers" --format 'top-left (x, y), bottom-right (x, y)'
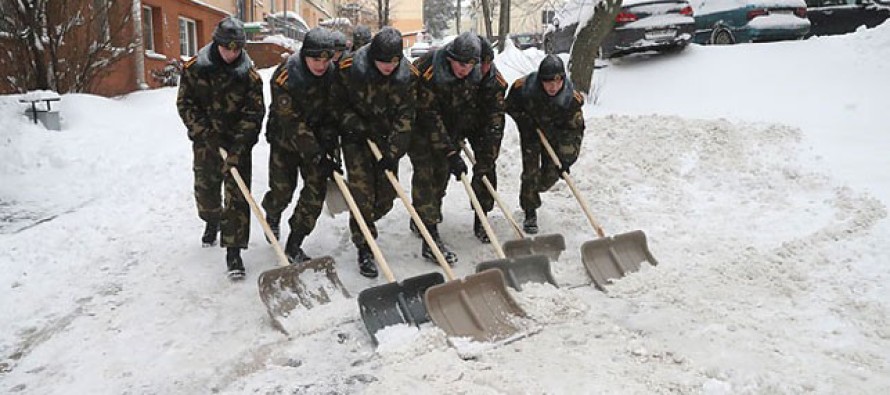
top-left (176, 17), bottom-right (585, 280)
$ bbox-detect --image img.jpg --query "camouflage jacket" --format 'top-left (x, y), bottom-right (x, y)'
top-left (333, 46), bottom-right (419, 160)
top-left (413, 49), bottom-right (483, 155)
top-left (266, 54), bottom-right (339, 159)
top-left (505, 71), bottom-right (585, 166)
top-left (475, 63), bottom-right (508, 142)
top-left (176, 43), bottom-right (265, 155)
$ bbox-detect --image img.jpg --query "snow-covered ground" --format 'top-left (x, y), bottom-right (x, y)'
top-left (1, 25), bottom-right (888, 394)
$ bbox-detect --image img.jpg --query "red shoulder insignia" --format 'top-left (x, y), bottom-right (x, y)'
top-left (423, 66), bottom-right (434, 81)
top-left (573, 90), bottom-right (584, 104)
top-left (249, 68), bottom-right (261, 81)
top-left (183, 57), bottom-right (197, 69)
top-left (409, 63), bottom-right (420, 77)
top-left (275, 68), bottom-right (289, 87)
top-left (339, 58), bottom-right (353, 70)
top-left (494, 71), bottom-right (507, 88)
top-left (513, 77), bottom-right (526, 88)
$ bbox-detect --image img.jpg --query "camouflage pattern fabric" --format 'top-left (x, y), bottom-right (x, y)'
top-left (261, 55), bottom-right (340, 239)
top-left (467, 63), bottom-right (508, 213)
top-left (410, 49), bottom-right (483, 224)
top-left (505, 71), bottom-right (585, 212)
top-left (332, 45), bottom-right (418, 246)
top-left (176, 43), bottom-right (265, 248)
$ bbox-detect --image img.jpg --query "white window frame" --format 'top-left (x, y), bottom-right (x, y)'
top-left (142, 6), bottom-right (155, 52)
top-left (179, 17), bottom-right (198, 58)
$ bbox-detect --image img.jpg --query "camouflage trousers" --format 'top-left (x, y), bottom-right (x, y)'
top-left (192, 142), bottom-right (252, 248)
top-left (343, 140), bottom-right (397, 247)
top-left (411, 133), bottom-right (500, 225)
top-left (260, 144), bottom-right (327, 239)
top-left (519, 129), bottom-right (561, 212)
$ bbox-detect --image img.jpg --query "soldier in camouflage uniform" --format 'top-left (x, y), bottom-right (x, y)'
top-left (351, 25), bottom-right (372, 51)
top-left (332, 30), bottom-right (348, 63)
top-left (333, 27), bottom-right (419, 278)
top-left (409, 32), bottom-right (483, 264)
top-left (261, 28), bottom-right (341, 264)
top-left (465, 35), bottom-right (507, 243)
top-left (176, 17), bottom-right (265, 279)
top-left (505, 55), bottom-right (585, 234)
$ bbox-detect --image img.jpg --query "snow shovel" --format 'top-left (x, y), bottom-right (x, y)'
top-left (453, 163), bottom-right (557, 291)
top-left (366, 140), bottom-right (527, 343)
top-left (535, 130), bottom-right (659, 291)
top-left (459, 142), bottom-right (566, 262)
top-left (323, 179), bottom-right (349, 217)
top-left (331, 171), bottom-right (444, 344)
top-left (217, 148), bottom-right (350, 334)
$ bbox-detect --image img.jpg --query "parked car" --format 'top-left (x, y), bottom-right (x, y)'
top-left (543, 0), bottom-right (696, 58)
top-left (805, 0), bottom-right (890, 36)
top-left (509, 33), bottom-right (543, 50)
top-left (690, 0), bottom-right (811, 44)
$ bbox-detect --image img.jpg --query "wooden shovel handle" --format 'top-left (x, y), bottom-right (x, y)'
top-left (459, 142), bottom-right (526, 239)
top-left (219, 148), bottom-right (290, 267)
top-left (535, 130), bottom-right (606, 238)
top-left (458, 173), bottom-right (505, 258)
top-left (366, 140), bottom-right (457, 281)
top-left (331, 171), bottom-right (396, 283)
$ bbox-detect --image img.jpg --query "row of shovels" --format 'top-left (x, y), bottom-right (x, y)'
top-left (221, 129), bottom-right (658, 344)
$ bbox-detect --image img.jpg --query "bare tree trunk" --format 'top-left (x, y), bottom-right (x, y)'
top-left (497, 0), bottom-right (509, 51)
top-left (480, 0), bottom-right (492, 38)
top-left (568, 0), bottom-right (621, 93)
top-left (456, 0), bottom-right (460, 34)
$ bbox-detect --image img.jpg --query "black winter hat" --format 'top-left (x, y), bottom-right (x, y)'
top-left (301, 27), bottom-right (335, 59)
top-left (369, 27), bottom-right (404, 62)
top-left (446, 32), bottom-right (481, 64)
top-left (353, 25), bottom-right (372, 48)
top-left (478, 35), bottom-right (494, 63)
top-left (213, 17), bottom-right (246, 50)
top-left (332, 31), bottom-right (348, 51)
top-left (539, 55), bottom-right (566, 81)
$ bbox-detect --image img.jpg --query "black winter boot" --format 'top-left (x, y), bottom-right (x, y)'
top-left (357, 245), bottom-right (378, 278)
top-left (421, 223), bottom-right (458, 265)
top-left (226, 247), bottom-right (245, 280)
top-left (523, 210), bottom-right (538, 234)
top-left (284, 233), bottom-right (311, 265)
top-left (265, 214), bottom-right (281, 244)
top-left (474, 215), bottom-right (490, 243)
top-left (201, 221), bottom-right (219, 247)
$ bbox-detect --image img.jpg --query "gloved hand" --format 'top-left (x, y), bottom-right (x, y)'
top-left (375, 155), bottom-right (399, 174)
top-left (447, 153), bottom-right (468, 180)
top-left (222, 152), bottom-right (239, 174)
top-left (559, 158), bottom-right (574, 175)
top-left (314, 152), bottom-right (343, 177)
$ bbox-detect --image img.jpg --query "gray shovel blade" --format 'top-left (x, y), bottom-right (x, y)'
top-left (581, 230), bottom-right (658, 291)
top-left (503, 233), bottom-right (566, 261)
top-left (257, 256), bottom-right (350, 334)
top-left (475, 255), bottom-right (556, 291)
top-left (324, 179), bottom-right (349, 217)
top-left (358, 272), bottom-right (445, 344)
top-left (425, 269), bottom-right (527, 343)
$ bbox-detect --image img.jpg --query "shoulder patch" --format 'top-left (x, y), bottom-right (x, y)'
top-left (409, 63), bottom-right (420, 77)
top-left (495, 71), bottom-right (507, 88)
top-left (249, 68), bottom-right (261, 81)
top-left (183, 57), bottom-right (197, 69)
top-left (275, 68), bottom-right (289, 87)
top-left (339, 58), bottom-right (353, 70)
top-left (573, 90), bottom-right (584, 104)
top-left (423, 66), bottom-right (434, 81)
top-left (513, 77), bottom-right (526, 89)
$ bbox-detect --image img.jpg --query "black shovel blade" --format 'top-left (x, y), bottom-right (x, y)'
top-left (358, 272), bottom-right (445, 344)
top-left (476, 254), bottom-right (556, 291)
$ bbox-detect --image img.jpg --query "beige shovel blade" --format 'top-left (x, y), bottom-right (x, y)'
top-left (424, 268), bottom-right (527, 343)
top-left (257, 256), bottom-right (350, 333)
top-left (581, 230), bottom-right (658, 291)
top-left (503, 233), bottom-right (566, 262)
top-left (324, 179), bottom-right (349, 217)
top-left (476, 255), bottom-right (556, 291)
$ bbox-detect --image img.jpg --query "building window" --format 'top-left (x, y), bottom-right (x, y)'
top-left (542, 10), bottom-right (556, 25)
top-left (142, 6), bottom-right (154, 52)
top-left (179, 17), bottom-right (198, 57)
